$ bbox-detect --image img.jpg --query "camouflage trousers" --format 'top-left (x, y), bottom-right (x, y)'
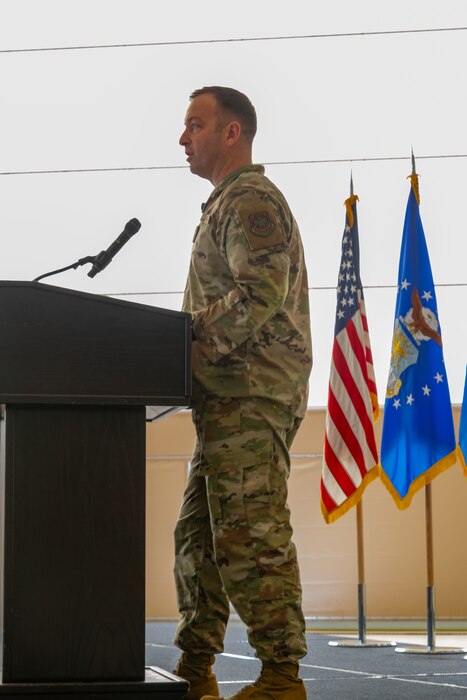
top-left (173, 397), bottom-right (307, 662)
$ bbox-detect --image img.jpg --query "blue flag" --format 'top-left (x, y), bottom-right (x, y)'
top-left (380, 174), bottom-right (457, 507)
top-left (459, 367), bottom-right (467, 472)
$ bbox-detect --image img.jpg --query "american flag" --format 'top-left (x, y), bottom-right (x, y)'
top-left (321, 191), bottom-right (379, 523)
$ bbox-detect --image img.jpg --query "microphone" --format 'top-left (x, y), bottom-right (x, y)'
top-left (88, 218), bottom-right (141, 278)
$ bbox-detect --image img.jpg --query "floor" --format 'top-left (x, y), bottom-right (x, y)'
top-left (146, 621), bottom-right (467, 699)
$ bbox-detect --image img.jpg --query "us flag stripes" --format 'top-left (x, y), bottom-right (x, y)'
top-left (321, 188), bottom-right (379, 523)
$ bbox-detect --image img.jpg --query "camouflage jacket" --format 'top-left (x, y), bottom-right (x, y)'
top-left (182, 165), bottom-right (312, 418)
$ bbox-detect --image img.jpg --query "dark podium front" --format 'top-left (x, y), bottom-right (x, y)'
top-left (0, 281), bottom-right (191, 698)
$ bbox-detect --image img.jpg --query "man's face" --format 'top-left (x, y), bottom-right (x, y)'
top-left (179, 93), bottom-right (227, 183)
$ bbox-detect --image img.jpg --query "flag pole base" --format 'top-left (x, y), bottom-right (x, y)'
top-left (395, 584), bottom-right (467, 656)
top-left (394, 587), bottom-right (466, 654)
top-left (329, 639), bottom-right (395, 648)
top-left (395, 645), bottom-right (467, 655)
top-left (328, 583), bottom-right (395, 648)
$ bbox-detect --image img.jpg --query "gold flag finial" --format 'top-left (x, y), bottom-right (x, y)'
top-left (344, 171), bottom-right (359, 227)
top-left (407, 148), bottom-right (420, 204)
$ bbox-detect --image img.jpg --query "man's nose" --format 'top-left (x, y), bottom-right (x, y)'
top-left (179, 129), bottom-right (189, 146)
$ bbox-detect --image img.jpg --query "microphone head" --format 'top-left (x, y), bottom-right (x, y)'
top-left (125, 218), bottom-right (142, 236)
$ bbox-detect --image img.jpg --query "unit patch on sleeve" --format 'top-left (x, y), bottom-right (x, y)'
top-left (237, 203), bottom-right (286, 251)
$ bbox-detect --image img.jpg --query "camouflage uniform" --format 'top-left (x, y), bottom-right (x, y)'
top-left (174, 165), bottom-right (312, 663)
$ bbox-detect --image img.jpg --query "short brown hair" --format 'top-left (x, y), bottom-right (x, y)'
top-left (190, 86), bottom-right (257, 141)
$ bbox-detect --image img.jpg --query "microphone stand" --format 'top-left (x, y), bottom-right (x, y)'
top-left (33, 218), bottom-right (141, 283)
top-left (33, 255), bottom-right (97, 283)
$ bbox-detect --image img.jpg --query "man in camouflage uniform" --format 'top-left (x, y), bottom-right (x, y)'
top-left (173, 86), bottom-right (312, 700)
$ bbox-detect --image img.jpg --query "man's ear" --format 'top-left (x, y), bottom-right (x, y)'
top-left (225, 120), bottom-right (242, 145)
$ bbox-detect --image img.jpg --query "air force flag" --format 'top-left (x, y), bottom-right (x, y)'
top-left (380, 173), bottom-right (457, 507)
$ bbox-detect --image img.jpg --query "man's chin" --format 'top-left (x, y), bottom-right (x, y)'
top-left (189, 164), bottom-right (210, 181)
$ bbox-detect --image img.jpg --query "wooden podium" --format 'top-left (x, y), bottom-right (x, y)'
top-left (0, 281), bottom-right (191, 698)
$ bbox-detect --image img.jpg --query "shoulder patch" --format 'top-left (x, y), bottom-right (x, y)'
top-left (237, 203), bottom-right (286, 251)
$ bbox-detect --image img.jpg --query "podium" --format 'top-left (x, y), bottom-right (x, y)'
top-left (0, 281), bottom-right (191, 698)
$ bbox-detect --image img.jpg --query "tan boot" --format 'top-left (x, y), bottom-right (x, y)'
top-left (173, 652), bottom-right (220, 700)
top-left (201, 661), bottom-right (306, 700)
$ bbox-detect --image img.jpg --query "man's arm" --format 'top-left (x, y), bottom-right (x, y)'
top-left (192, 205), bottom-right (290, 363)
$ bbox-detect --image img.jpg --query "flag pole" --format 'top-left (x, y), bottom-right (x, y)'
top-left (395, 481), bottom-right (464, 654)
top-left (356, 499), bottom-right (366, 644)
top-left (351, 170), bottom-right (366, 644)
top-left (393, 152), bottom-right (464, 655)
top-left (329, 499), bottom-right (393, 648)
top-left (425, 483), bottom-right (436, 651)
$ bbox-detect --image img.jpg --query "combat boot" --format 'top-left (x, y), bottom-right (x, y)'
top-left (173, 651), bottom-right (220, 700)
top-left (201, 661), bottom-right (306, 700)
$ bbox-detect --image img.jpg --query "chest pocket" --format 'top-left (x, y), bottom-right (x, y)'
top-left (191, 214), bottom-right (231, 273)
top-left (192, 220), bottom-right (209, 244)
top-left (192, 214), bottom-right (213, 245)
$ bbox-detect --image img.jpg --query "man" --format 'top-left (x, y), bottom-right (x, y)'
top-left (173, 86), bottom-right (312, 700)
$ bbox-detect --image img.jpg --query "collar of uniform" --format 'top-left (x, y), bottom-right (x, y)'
top-left (202, 164), bottom-right (265, 213)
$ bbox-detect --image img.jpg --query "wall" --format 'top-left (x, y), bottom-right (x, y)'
top-left (145, 407), bottom-right (467, 620)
